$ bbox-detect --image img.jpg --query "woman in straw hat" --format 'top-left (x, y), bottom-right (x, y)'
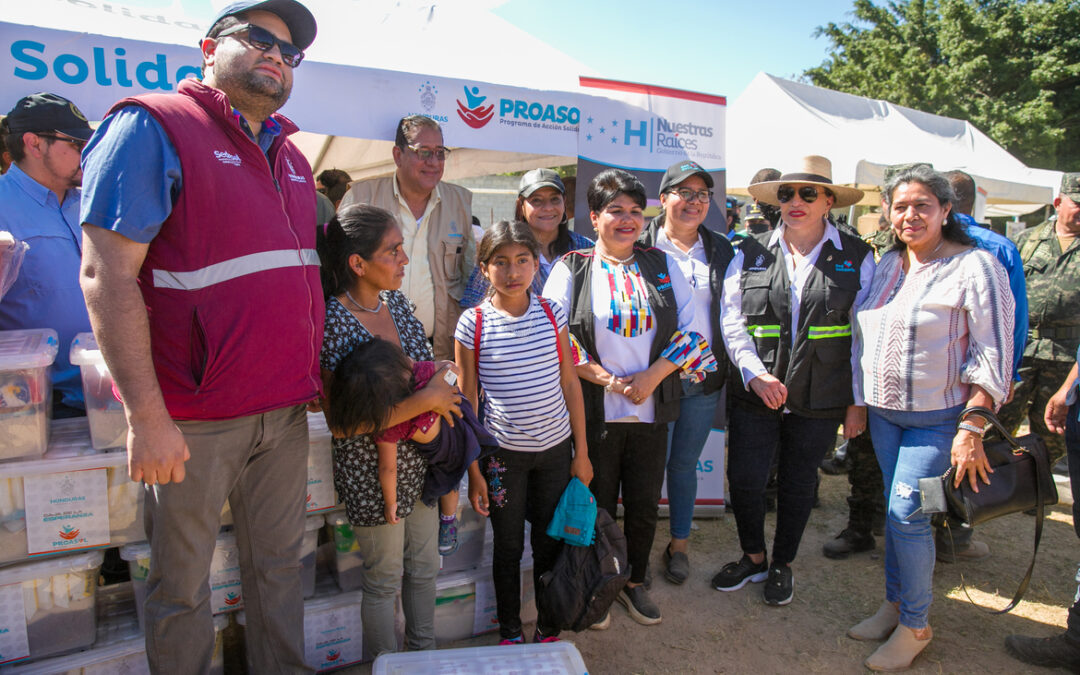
top-left (710, 155), bottom-right (875, 607)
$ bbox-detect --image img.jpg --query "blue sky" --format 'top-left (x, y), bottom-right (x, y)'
top-left (493, 0), bottom-right (859, 100)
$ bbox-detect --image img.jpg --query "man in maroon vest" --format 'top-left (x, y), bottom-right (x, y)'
top-left (79, 2), bottom-right (321, 672)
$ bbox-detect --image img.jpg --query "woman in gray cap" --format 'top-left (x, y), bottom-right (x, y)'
top-left (460, 168), bottom-right (592, 307)
top-left (638, 160), bottom-right (734, 585)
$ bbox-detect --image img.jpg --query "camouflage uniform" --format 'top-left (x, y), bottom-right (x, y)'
top-left (996, 191), bottom-right (1080, 463)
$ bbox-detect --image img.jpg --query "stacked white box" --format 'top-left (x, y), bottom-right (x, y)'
top-left (0, 550), bottom-right (104, 665)
top-left (0, 329), bottom-right (58, 462)
top-left (68, 332), bottom-right (127, 451)
top-left (305, 414), bottom-right (338, 513)
top-left (0, 419), bottom-right (142, 564)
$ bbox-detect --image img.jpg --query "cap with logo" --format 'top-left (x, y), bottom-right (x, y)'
top-left (1060, 172), bottom-right (1080, 202)
top-left (659, 160), bottom-right (714, 195)
top-left (743, 202), bottom-right (767, 222)
top-left (3, 93), bottom-right (92, 141)
top-left (518, 168), bottom-right (565, 198)
top-left (209, 0), bottom-right (317, 51)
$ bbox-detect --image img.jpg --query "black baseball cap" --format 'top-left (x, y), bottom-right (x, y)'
top-left (209, 0), bottom-right (317, 51)
top-left (659, 160), bottom-right (714, 195)
top-left (3, 93), bottom-right (92, 141)
top-left (519, 168), bottom-right (565, 198)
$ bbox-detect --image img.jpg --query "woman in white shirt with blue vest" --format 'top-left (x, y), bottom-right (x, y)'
top-left (711, 156), bottom-right (875, 607)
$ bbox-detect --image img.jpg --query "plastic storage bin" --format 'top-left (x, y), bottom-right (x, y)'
top-left (119, 541), bottom-right (151, 631)
top-left (0, 329), bottom-right (58, 462)
top-left (237, 590), bottom-right (364, 673)
top-left (0, 418), bottom-right (142, 564)
top-left (300, 514), bottom-right (323, 599)
top-left (327, 512), bottom-right (363, 592)
top-left (306, 414), bottom-right (338, 513)
top-left (0, 549), bottom-right (104, 665)
top-left (373, 642), bottom-right (588, 675)
top-left (68, 332), bottom-right (128, 450)
top-left (433, 562), bottom-right (535, 645)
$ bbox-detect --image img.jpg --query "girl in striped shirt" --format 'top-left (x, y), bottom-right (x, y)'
top-left (457, 221), bottom-right (592, 645)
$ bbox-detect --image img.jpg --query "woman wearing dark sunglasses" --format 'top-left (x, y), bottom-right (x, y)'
top-left (711, 155), bottom-right (874, 606)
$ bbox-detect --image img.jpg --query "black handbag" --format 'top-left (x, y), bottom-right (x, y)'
top-left (918, 405), bottom-right (1058, 613)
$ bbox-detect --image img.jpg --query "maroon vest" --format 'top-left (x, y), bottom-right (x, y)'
top-left (110, 80), bottom-right (324, 420)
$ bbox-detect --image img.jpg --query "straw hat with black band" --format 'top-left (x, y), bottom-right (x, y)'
top-left (748, 155), bottom-right (864, 208)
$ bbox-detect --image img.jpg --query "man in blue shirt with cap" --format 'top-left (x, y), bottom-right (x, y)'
top-left (0, 92), bottom-right (93, 417)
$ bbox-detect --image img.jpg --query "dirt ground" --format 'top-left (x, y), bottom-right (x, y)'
top-left (347, 467), bottom-right (1078, 674)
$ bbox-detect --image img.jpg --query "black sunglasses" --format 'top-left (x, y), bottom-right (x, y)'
top-left (776, 185), bottom-right (832, 204)
top-left (216, 23), bottom-right (304, 67)
top-left (35, 133), bottom-right (87, 151)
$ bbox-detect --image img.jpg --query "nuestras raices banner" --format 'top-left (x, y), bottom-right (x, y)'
top-left (0, 22), bottom-right (586, 156)
top-left (575, 77), bottom-right (728, 235)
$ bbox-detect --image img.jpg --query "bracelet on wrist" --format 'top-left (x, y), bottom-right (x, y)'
top-left (957, 421), bottom-right (985, 436)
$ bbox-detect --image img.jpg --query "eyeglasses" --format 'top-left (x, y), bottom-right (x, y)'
top-left (776, 185), bottom-right (832, 204)
top-left (216, 23), bottom-right (305, 67)
top-left (35, 133), bottom-right (86, 151)
top-left (670, 188), bottom-right (713, 203)
top-left (406, 144), bottom-right (451, 162)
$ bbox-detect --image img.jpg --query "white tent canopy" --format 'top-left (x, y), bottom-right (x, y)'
top-left (726, 73), bottom-right (1062, 216)
top-left (1, 0), bottom-right (587, 180)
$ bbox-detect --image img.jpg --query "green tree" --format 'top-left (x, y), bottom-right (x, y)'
top-left (804, 0), bottom-right (1080, 170)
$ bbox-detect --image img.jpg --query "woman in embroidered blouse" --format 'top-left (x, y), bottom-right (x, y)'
top-left (318, 204), bottom-right (462, 658)
top-left (543, 168), bottom-right (716, 627)
top-left (847, 165), bottom-right (1013, 671)
top-left (460, 168), bottom-right (592, 308)
top-left (712, 155), bottom-right (874, 608)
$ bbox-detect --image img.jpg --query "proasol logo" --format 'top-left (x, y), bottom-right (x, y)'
top-left (456, 85), bottom-right (495, 129)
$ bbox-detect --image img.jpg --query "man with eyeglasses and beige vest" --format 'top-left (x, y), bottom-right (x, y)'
top-left (78, 1), bottom-right (322, 672)
top-left (339, 115), bottom-right (476, 360)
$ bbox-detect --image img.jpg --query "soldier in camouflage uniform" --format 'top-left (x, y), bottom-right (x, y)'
top-left (823, 216), bottom-right (891, 558)
top-left (995, 172), bottom-right (1080, 465)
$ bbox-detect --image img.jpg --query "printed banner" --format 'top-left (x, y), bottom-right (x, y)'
top-left (23, 469), bottom-right (110, 555)
top-left (575, 77), bottom-right (728, 234)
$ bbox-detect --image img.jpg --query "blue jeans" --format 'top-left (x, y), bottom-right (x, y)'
top-left (868, 404), bottom-right (963, 630)
top-left (666, 380), bottom-right (721, 540)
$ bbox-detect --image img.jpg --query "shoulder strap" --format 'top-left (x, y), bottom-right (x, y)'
top-left (537, 296), bottom-right (563, 364)
top-left (473, 306), bottom-right (482, 381)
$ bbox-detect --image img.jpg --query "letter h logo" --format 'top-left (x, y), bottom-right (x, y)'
top-left (624, 120), bottom-right (647, 146)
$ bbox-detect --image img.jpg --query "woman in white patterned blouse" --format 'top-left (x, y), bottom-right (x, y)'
top-left (848, 165), bottom-right (1014, 671)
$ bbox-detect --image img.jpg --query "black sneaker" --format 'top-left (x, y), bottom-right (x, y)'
top-left (763, 563), bottom-right (793, 606)
top-left (1005, 633), bottom-right (1080, 670)
top-left (822, 528), bottom-right (875, 559)
top-left (711, 555), bottom-right (768, 591)
top-left (617, 584), bottom-right (662, 625)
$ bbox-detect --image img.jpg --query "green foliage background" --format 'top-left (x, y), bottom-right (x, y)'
top-left (804, 0), bottom-right (1080, 171)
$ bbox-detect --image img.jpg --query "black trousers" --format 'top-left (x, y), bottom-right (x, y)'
top-left (588, 421), bottom-right (668, 584)
top-left (1065, 398), bottom-right (1080, 643)
top-left (727, 400), bottom-right (840, 565)
top-left (483, 438), bottom-right (571, 639)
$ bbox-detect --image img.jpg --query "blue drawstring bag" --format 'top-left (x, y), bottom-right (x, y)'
top-left (546, 477), bottom-right (597, 547)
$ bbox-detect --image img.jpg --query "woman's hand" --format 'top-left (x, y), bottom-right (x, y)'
top-left (422, 364), bottom-right (463, 427)
top-left (467, 461), bottom-right (489, 516)
top-left (619, 371), bottom-right (660, 405)
top-left (383, 501), bottom-right (400, 525)
top-left (749, 374), bottom-right (787, 410)
top-left (951, 429), bottom-right (994, 492)
top-left (842, 405), bottom-right (867, 439)
top-left (571, 454), bottom-right (594, 487)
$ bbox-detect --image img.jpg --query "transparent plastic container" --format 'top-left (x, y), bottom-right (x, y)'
top-left (305, 414), bottom-right (338, 513)
top-left (300, 514), bottom-right (323, 599)
top-left (68, 332), bottom-right (127, 450)
top-left (327, 512), bottom-right (363, 592)
top-left (373, 641), bottom-right (588, 675)
top-left (0, 329), bottom-right (58, 462)
top-left (0, 418), bottom-right (142, 564)
top-left (433, 562), bottom-right (533, 645)
top-left (118, 541), bottom-right (151, 631)
top-left (237, 590), bottom-right (363, 673)
top-left (0, 549), bottom-right (104, 664)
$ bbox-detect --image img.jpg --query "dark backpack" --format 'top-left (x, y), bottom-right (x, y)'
top-left (537, 507), bottom-right (630, 632)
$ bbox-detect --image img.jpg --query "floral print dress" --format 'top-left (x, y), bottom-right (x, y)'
top-left (321, 290), bottom-right (435, 527)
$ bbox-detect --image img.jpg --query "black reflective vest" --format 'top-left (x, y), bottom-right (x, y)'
top-left (730, 230), bottom-right (871, 419)
top-left (560, 246), bottom-right (682, 425)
